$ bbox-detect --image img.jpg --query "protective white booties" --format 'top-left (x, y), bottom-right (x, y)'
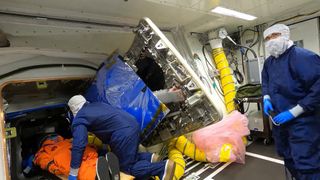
top-left (68, 95), bottom-right (86, 116)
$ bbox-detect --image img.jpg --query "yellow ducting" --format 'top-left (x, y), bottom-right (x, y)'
top-left (168, 39), bottom-right (238, 179)
top-left (88, 133), bottom-right (103, 149)
top-left (168, 140), bottom-right (185, 180)
top-left (174, 136), bottom-right (207, 162)
top-left (168, 135), bottom-right (207, 180)
top-left (210, 39), bottom-right (236, 113)
top-left (210, 39), bottom-right (248, 145)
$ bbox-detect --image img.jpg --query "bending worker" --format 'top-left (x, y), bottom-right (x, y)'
top-left (262, 24), bottom-right (320, 179)
top-left (67, 95), bottom-right (176, 180)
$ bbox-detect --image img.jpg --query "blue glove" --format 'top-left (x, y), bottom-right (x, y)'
top-left (68, 175), bottom-right (77, 180)
top-left (27, 155), bottom-right (34, 167)
top-left (23, 154), bottom-right (34, 174)
top-left (273, 111), bottom-right (295, 124)
top-left (263, 99), bottom-right (274, 116)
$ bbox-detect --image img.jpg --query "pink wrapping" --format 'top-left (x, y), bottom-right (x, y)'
top-left (192, 111), bottom-right (250, 164)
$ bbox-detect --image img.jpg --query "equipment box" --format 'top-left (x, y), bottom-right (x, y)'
top-left (235, 97), bottom-right (272, 145)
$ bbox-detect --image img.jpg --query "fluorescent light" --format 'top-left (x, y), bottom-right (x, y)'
top-left (211, 6), bottom-right (257, 21)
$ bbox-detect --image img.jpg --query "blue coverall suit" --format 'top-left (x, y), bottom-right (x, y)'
top-left (70, 102), bottom-right (166, 179)
top-left (262, 45), bottom-right (320, 179)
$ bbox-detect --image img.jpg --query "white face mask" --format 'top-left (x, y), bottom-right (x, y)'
top-left (265, 37), bottom-right (288, 58)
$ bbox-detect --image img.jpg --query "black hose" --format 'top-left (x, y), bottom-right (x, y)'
top-left (200, 45), bottom-right (225, 97)
top-left (244, 26), bottom-right (260, 57)
top-left (233, 68), bottom-right (244, 84)
top-left (271, 9), bottom-right (320, 26)
top-left (237, 44), bottom-right (258, 58)
top-left (202, 44), bottom-right (215, 69)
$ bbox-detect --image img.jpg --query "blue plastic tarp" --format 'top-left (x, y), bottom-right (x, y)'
top-left (86, 55), bottom-right (169, 142)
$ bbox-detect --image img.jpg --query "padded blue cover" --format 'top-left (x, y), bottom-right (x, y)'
top-left (86, 55), bottom-right (168, 142)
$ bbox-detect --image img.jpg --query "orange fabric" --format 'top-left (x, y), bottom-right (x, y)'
top-left (33, 135), bottom-right (98, 180)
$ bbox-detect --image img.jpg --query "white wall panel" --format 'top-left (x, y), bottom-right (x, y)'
top-left (289, 18), bottom-right (320, 54)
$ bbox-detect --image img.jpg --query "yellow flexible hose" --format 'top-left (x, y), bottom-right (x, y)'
top-left (168, 42), bottom-right (238, 179)
top-left (174, 136), bottom-right (207, 162)
top-left (168, 136), bottom-right (207, 180)
top-left (212, 48), bottom-right (236, 113)
top-left (88, 133), bottom-right (103, 149)
top-left (212, 46), bottom-right (247, 145)
top-left (168, 139), bottom-right (186, 180)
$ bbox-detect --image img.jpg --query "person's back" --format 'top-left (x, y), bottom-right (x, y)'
top-left (73, 102), bottom-right (139, 143)
top-left (68, 95), bottom-right (176, 180)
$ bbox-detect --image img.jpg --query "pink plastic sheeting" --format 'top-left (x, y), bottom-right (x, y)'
top-left (192, 111), bottom-right (250, 164)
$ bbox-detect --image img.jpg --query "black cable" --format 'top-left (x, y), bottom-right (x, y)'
top-left (271, 9), bottom-right (320, 26)
top-left (203, 44), bottom-right (226, 95)
top-left (0, 64), bottom-right (98, 80)
top-left (196, 57), bottom-right (211, 78)
top-left (200, 75), bottom-right (224, 102)
top-left (240, 44), bottom-right (258, 79)
top-left (200, 76), bottom-right (217, 98)
top-left (213, 86), bottom-right (225, 102)
top-left (236, 27), bottom-right (260, 77)
top-left (244, 26), bottom-right (260, 57)
top-left (197, 49), bottom-right (225, 98)
top-left (202, 44), bottom-right (215, 70)
top-left (228, 50), bottom-right (244, 84)
top-left (214, 80), bottom-right (225, 96)
top-left (241, 29), bottom-right (258, 39)
top-left (241, 52), bottom-right (246, 76)
top-left (201, 44), bottom-right (226, 95)
top-left (237, 44), bottom-right (258, 58)
top-left (201, 49), bottom-right (226, 96)
top-left (233, 68), bottom-right (244, 84)
top-left (196, 55), bottom-right (224, 96)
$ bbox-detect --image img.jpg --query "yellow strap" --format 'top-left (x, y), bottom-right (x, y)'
top-left (219, 143), bottom-right (233, 162)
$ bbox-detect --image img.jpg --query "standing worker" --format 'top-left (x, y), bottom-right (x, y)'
top-left (262, 24), bottom-right (320, 179)
top-left (67, 95), bottom-right (176, 180)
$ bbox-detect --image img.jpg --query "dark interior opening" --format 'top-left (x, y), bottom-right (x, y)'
top-left (3, 79), bottom-right (92, 180)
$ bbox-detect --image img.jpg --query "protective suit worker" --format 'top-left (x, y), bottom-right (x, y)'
top-left (67, 95), bottom-right (176, 180)
top-left (262, 24), bottom-right (320, 179)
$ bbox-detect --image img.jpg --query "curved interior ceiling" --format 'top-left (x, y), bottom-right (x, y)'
top-left (1, 0), bottom-right (319, 32)
top-left (0, 0), bottom-right (319, 54)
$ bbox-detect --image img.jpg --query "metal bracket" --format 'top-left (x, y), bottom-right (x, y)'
top-left (5, 127), bottom-right (17, 139)
top-left (155, 40), bottom-right (166, 49)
